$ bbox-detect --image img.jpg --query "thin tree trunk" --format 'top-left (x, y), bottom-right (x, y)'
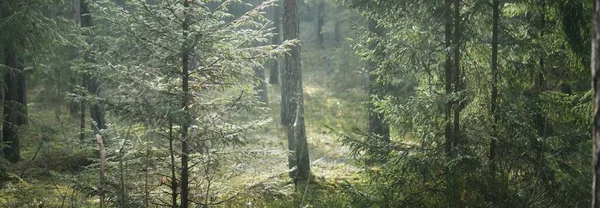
top-left (79, 74), bottom-right (86, 141)
top-left (144, 134), bottom-right (151, 208)
top-left (316, 1), bottom-right (325, 46)
top-left (366, 18), bottom-right (390, 146)
top-left (81, 0), bottom-right (106, 132)
top-left (444, 0), bottom-right (453, 158)
top-left (168, 122), bottom-right (178, 208)
top-left (489, 0), bottom-right (499, 176)
top-left (334, 21), bottom-right (341, 47)
top-left (254, 0), bottom-right (268, 105)
top-left (180, 0), bottom-right (191, 206)
top-left (283, 0), bottom-right (310, 182)
top-left (450, 0), bottom-right (463, 207)
top-left (487, 0), bottom-right (500, 204)
top-left (452, 0), bottom-right (461, 156)
top-left (255, 65), bottom-right (269, 105)
top-left (269, 3), bottom-right (280, 84)
top-left (69, 0), bottom-right (80, 116)
top-left (532, 0), bottom-right (555, 189)
top-left (88, 79), bottom-right (106, 131)
top-left (80, 75), bottom-right (86, 141)
top-left (592, 1), bottom-right (600, 206)
top-left (95, 134), bottom-right (106, 208)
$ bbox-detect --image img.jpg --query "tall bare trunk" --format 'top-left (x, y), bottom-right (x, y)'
top-left (316, 1), bottom-right (325, 46)
top-left (168, 122), bottom-right (178, 208)
top-left (180, 0), bottom-right (191, 207)
top-left (283, 0), bottom-right (310, 182)
top-left (81, 0), bottom-right (106, 132)
top-left (449, 0), bottom-right (463, 207)
top-left (269, 5), bottom-right (280, 84)
top-left (592, 0), bottom-right (600, 206)
top-left (444, 0), bottom-right (453, 158)
top-left (489, 0), bottom-right (499, 176)
top-left (2, 45), bottom-right (26, 163)
top-left (452, 0), bottom-right (461, 156)
top-left (254, 0), bottom-right (268, 105)
top-left (95, 135), bottom-right (106, 208)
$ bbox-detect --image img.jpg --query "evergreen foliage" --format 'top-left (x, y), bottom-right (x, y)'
top-left (0, 0), bottom-right (596, 207)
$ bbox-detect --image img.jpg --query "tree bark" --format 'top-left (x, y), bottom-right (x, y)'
top-left (2, 45), bottom-right (26, 163)
top-left (168, 122), bottom-right (178, 208)
top-left (316, 1), bottom-right (325, 46)
top-left (444, 0), bottom-right (453, 158)
top-left (81, 0), bottom-right (107, 132)
top-left (489, 0), bottom-right (499, 176)
top-left (283, 0), bottom-right (310, 182)
top-left (95, 134), bottom-right (106, 208)
top-left (452, 0), bottom-right (461, 156)
top-left (269, 4), bottom-right (280, 84)
top-left (449, 0), bottom-right (463, 207)
top-left (255, 65), bottom-right (269, 105)
top-left (532, 0), bottom-right (555, 189)
top-left (80, 74), bottom-right (86, 141)
top-left (180, 0), bottom-right (191, 207)
top-left (69, 0), bottom-right (81, 116)
top-left (334, 21), bottom-right (341, 47)
top-left (592, 0), bottom-right (600, 206)
top-left (254, 0), bottom-right (268, 105)
top-left (87, 79), bottom-right (106, 131)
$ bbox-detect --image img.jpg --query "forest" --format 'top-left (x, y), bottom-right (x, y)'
top-left (0, 0), bottom-right (599, 207)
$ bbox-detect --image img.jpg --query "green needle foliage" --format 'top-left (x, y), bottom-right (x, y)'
top-left (69, 0), bottom-right (295, 206)
top-left (340, 0), bottom-right (592, 207)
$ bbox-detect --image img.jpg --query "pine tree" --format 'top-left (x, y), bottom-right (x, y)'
top-left (88, 0), bottom-right (292, 206)
top-left (282, 0), bottom-right (311, 182)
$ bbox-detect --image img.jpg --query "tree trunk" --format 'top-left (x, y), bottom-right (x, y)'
top-left (95, 135), bottom-right (106, 208)
top-left (449, 0), bottom-right (463, 207)
top-left (452, 0), bottom-right (461, 157)
top-left (168, 122), bottom-right (178, 208)
top-left (489, 0), bottom-right (499, 176)
top-left (87, 79), bottom-right (106, 131)
top-left (81, 0), bottom-right (106, 132)
top-left (283, 0), bottom-right (310, 182)
top-left (180, 0), bottom-right (191, 207)
top-left (2, 45), bottom-right (26, 163)
top-left (334, 21), bottom-right (341, 47)
top-left (80, 74), bottom-right (86, 141)
top-left (444, 0), bottom-right (453, 158)
top-left (254, 0), bottom-right (268, 105)
top-left (269, 4), bottom-right (280, 84)
top-left (366, 18), bottom-right (390, 150)
top-left (316, 1), bottom-right (325, 46)
top-left (592, 0), bottom-right (600, 206)
top-left (532, 0), bottom-right (555, 189)
top-left (69, 0), bottom-right (81, 116)
top-left (254, 65), bottom-right (269, 105)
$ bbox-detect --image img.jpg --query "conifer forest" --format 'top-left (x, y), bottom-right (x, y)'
top-left (2, 0), bottom-right (600, 207)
